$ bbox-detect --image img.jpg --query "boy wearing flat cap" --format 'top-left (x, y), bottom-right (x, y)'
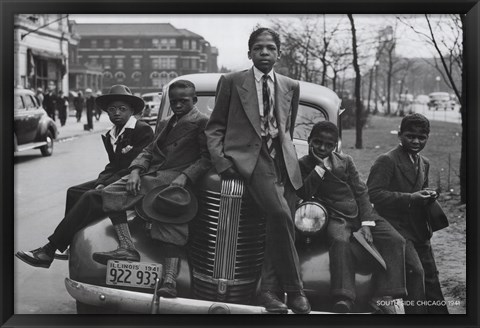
top-left (16, 85), bottom-right (154, 269)
top-left (92, 80), bottom-right (211, 297)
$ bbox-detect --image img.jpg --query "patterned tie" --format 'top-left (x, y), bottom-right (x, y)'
top-left (262, 75), bottom-right (276, 158)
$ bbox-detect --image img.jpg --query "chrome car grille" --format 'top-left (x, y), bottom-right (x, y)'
top-left (189, 179), bottom-right (266, 304)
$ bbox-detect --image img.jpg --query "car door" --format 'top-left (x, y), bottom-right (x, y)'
top-left (27, 94), bottom-right (45, 141)
top-left (14, 93), bottom-right (31, 145)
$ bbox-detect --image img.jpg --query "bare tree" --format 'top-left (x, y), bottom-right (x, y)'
top-left (399, 14), bottom-right (465, 203)
top-left (348, 14), bottom-right (363, 149)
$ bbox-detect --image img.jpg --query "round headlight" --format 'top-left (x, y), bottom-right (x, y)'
top-left (294, 201), bottom-right (328, 235)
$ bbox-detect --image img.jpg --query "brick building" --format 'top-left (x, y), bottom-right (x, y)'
top-left (72, 22), bottom-right (219, 95)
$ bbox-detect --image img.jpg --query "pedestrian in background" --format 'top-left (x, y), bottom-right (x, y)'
top-left (74, 90), bottom-right (85, 123)
top-left (94, 90), bottom-right (103, 121)
top-left (56, 90), bottom-right (69, 126)
top-left (85, 88), bottom-right (95, 131)
top-left (43, 88), bottom-right (56, 121)
top-left (36, 87), bottom-right (44, 105)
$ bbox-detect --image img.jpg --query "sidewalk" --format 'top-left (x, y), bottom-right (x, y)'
top-left (55, 112), bottom-right (112, 142)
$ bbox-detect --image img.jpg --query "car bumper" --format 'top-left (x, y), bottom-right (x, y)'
top-left (65, 278), bottom-right (338, 314)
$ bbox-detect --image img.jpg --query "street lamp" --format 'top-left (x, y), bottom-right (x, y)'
top-left (435, 76), bottom-right (441, 92)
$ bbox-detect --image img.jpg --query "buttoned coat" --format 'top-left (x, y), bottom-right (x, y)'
top-left (367, 145), bottom-right (431, 242)
top-left (97, 120), bottom-right (154, 187)
top-left (205, 68), bottom-right (303, 190)
top-left (128, 107), bottom-right (211, 193)
top-left (298, 152), bottom-right (376, 224)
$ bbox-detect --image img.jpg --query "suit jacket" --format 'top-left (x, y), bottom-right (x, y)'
top-left (97, 120), bottom-right (154, 187)
top-left (129, 107), bottom-right (211, 187)
top-left (367, 145), bottom-right (431, 242)
top-left (205, 68), bottom-right (303, 190)
top-left (298, 152), bottom-right (375, 223)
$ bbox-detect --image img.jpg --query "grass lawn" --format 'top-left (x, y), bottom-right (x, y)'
top-left (341, 114), bottom-right (466, 314)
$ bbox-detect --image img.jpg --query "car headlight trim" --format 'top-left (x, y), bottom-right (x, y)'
top-left (294, 201), bottom-right (328, 236)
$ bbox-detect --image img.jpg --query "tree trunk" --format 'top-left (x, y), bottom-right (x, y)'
top-left (460, 14), bottom-right (466, 203)
top-left (348, 14), bottom-right (363, 149)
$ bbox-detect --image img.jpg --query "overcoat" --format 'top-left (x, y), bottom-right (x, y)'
top-left (367, 145), bottom-right (431, 242)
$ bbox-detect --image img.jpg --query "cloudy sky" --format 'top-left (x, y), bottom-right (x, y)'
top-left (69, 14), bottom-right (442, 71)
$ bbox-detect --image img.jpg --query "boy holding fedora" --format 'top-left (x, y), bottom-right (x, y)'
top-left (16, 84), bottom-right (154, 268)
top-left (297, 121), bottom-right (407, 313)
top-left (92, 80), bottom-right (211, 297)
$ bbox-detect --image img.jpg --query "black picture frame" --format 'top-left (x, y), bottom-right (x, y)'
top-left (1, 0), bottom-right (479, 327)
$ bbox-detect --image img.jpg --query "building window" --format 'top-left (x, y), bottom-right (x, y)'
top-left (132, 71), bottom-right (142, 82)
top-left (103, 71), bottom-right (113, 84)
top-left (152, 38), bottom-right (159, 48)
top-left (103, 58), bottom-right (111, 69)
top-left (91, 40), bottom-right (97, 48)
top-left (152, 58), bottom-right (160, 69)
top-left (191, 40), bottom-right (197, 50)
top-left (191, 58), bottom-right (198, 70)
top-left (160, 39), bottom-right (168, 49)
top-left (169, 38), bottom-right (176, 48)
top-left (182, 58), bottom-right (189, 69)
top-left (183, 40), bottom-right (189, 50)
top-left (89, 58), bottom-right (98, 66)
top-left (160, 72), bottom-right (169, 86)
top-left (117, 39), bottom-right (123, 48)
top-left (168, 58), bottom-right (176, 69)
top-left (160, 57), bottom-right (168, 69)
top-left (116, 58), bottom-right (124, 69)
top-left (169, 72), bottom-right (178, 79)
top-left (133, 58), bottom-right (141, 70)
top-left (134, 39), bottom-right (140, 48)
top-left (150, 72), bottom-right (161, 88)
top-left (104, 39), bottom-right (110, 48)
top-left (115, 71), bottom-right (126, 82)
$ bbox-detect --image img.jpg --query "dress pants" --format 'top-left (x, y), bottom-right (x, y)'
top-left (327, 215), bottom-right (407, 301)
top-left (250, 140), bottom-right (303, 293)
top-left (403, 238), bottom-right (449, 314)
top-left (65, 179), bottom-right (97, 215)
top-left (49, 189), bottom-right (105, 252)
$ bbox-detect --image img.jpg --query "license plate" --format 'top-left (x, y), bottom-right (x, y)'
top-left (106, 260), bottom-right (162, 289)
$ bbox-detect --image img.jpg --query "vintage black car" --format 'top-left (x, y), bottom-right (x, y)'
top-left (65, 74), bottom-right (382, 314)
top-left (14, 88), bottom-right (58, 156)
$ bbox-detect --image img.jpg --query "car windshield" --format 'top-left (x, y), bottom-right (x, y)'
top-left (143, 95), bottom-right (161, 103)
top-left (164, 94), bottom-right (327, 141)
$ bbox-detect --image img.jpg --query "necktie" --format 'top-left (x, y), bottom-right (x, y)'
top-left (262, 75), bottom-right (276, 158)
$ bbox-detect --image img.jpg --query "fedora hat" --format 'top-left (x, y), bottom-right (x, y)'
top-left (137, 185), bottom-right (198, 224)
top-left (351, 231), bottom-right (387, 271)
top-left (95, 85), bottom-right (145, 114)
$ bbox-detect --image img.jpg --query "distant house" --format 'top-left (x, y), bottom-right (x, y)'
top-left (72, 22), bottom-right (219, 95)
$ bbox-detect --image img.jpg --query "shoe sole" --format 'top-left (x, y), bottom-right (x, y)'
top-left (15, 253), bottom-right (51, 268)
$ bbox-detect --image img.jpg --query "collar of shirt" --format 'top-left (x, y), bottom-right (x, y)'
top-left (105, 116), bottom-right (137, 152)
top-left (253, 66), bottom-right (275, 118)
top-left (399, 143), bottom-right (418, 164)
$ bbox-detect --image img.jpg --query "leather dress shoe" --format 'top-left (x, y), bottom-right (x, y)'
top-left (333, 298), bottom-right (354, 313)
top-left (257, 291), bottom-right (288, 314)
top-left (287, 290), bottom-right (311, 314)
top-left (16, 247), bottom-right (54, 268)
top-left (157, 282), bottom-right (177, 298)
top-left (92, 247), bottom-right (140, 265)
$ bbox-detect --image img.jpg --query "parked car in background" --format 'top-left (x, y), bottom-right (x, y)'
top-left (139, 92), bottom-right (162, 124)
top-left (14, 88), bottom-right (58, 156)
top-left (66, 74), bottom-right (386, 314)
top-left (428, 92), bottom-right (455, 110)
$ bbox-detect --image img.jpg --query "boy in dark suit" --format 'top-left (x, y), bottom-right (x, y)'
top-left (298, 121), bottom-right (406, 313)
top-left (367, 113), bottom-right (448, 314)
top-left (205, 27), bottom-right (310, 314)
top-left (16, 85), bottom-right (154, 268)
top-left (91, 80), bottom-right (211, 296)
